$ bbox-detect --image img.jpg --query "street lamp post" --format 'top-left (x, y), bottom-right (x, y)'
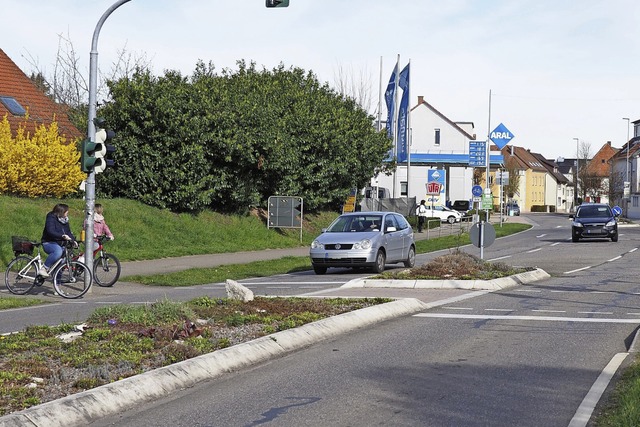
top-left (84, 0), bottom-right (133, 282)
top-left (623, 118), bottom-right (631, 217)
top-left (573, 137), bottom-right (579, 209)
top-left (624, 117), bottom-right (631, 183)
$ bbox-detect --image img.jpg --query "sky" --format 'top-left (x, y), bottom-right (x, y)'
top-left (2, 0), bottom-right (640, 161)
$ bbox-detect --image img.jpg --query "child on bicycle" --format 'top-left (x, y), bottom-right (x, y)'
top-left (83, 203), bottom-right (114, 248)
top-left (40, 203), bottom-right (76, 277)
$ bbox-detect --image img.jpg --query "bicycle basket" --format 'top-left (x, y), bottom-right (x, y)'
top-left (11, 236), bottom-right (35, 255)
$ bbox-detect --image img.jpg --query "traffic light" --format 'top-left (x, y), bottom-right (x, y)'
top-left (92, 118), bottom-right (116, 174)
top-left (80, 139), bottom-right (99, 173)
top-left (266, 0), bottom-right (289, 7)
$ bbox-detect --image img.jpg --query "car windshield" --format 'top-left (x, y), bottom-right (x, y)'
top-left (326, 215), bottom-right (383, 232)
top-left (577, 206), bottom-right (611, 218)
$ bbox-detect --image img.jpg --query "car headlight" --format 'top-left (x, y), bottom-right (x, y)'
top-left (353, 239), bottom-right (372, 250)
top-left (572, 221), bottom-right (583, 228)
top-left (311, 240), bottom-right (324, 250)
top-left (606, 220), bottom-right (616, 227)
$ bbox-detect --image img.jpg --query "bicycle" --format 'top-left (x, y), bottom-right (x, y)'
top-left (77, 235), bottom-right (121, 287)
top-left (5, 236), bottom-right (92, 299)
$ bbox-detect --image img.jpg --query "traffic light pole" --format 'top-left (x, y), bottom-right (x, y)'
top-left (85, 0), bottom-right (132, 287)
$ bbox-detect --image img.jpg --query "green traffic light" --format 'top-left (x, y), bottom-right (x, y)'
top-left (80, 139), bottom-right (99, 173)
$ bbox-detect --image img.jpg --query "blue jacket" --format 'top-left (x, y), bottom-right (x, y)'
top-left (41, 212), bottom-right (75, 244)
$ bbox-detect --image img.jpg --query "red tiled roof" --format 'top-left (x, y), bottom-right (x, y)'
top-left (0, 48), bottom-right (82, 141)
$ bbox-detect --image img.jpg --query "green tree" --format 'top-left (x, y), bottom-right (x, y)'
top-left (98, 61), bottom-right (391, 213)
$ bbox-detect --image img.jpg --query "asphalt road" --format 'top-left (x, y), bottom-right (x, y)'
top-left (82, 213), bottom-right (640, 426)
top-left (3, 213), bottom-right (640, 426)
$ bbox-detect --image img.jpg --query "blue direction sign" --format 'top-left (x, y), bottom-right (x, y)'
top-left (612, 205), bottom-right (622, 216)
top-left (490, 123), bottom-right (514, 149)
top-left (472, 185), bottom-right (483, 197)
top-left (468, 140), bottom-right (486, 167)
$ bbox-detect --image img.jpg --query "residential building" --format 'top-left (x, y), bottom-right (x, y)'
top-left (0, 48), bottom-right (81, 140)
top-left (580, 141), bottom-right (618, 205)
top-left (611, 119), bottom-right (640, 218)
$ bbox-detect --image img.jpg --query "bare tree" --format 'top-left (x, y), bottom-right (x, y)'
top-left (24, 31), bottom-right (151, 131)
top-left (333, 63), bottom-right (374, 115)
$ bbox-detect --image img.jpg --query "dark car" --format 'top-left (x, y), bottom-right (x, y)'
top-left (505, 201), bottom-right (520, 216)
top-left (309, 211), bottom-right (415, 274)
top-left (451, 200), bottom-right (470, 213)
top-left (570, 203), bottom-right (619, 242)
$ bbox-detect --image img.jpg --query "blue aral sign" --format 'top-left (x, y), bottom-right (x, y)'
top-left (490, 123), bottom-right (514, 149)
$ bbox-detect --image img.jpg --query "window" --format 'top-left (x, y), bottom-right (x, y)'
top-left (0, 96), bottom-right (26, 116)
top-left (434, 128), bottom-right (440, 146)
top-left (400, 181), bottom-right (407, 196)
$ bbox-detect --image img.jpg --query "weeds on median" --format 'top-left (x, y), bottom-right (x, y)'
top-left (0, 296), bottom-right (389, 416)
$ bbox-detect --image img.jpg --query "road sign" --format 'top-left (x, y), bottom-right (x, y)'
top-left (472, 185), bottom-right (483, 197)
top-left (496, 171), bottom-right (509, 186)
top-left (490, 123), bottom-right (515, 149)
top-left (470, 222), bottom-right (496, 248)
top-left (612, 205), bottom-right (622, 216)
top-left (469, 141), bottom-right (486, 167)
top-left (482, 194), bottom-right (493, 210)
top-left (426, 181), bottom-right (441, 195)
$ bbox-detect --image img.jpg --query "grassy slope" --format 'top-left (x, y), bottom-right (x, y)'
top-left (0, 195), bottom-right (337, 269)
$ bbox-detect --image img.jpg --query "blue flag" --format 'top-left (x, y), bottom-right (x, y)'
top-left (397, 64), bottom-right (410, 162)
top-left (384, 64), bottom-right (397, 139)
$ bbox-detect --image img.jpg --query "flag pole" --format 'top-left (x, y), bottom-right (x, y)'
top-left (392, 54), bottom-right (400, 198)
top-left (406, 59), bottom-right (411, 210)
top-left (377, 56), bottom-right (383, 132)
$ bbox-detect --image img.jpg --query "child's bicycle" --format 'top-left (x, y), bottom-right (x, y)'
top-left (77, 235), bottom-right (121, 287)
top-left (5, 236), bottom-right (92, 299)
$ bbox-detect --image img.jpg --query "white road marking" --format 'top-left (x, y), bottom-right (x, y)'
top-left (532, 309), bottom-right (566, 313)
top-left (555, 226), bottom-right (563, 229)
top-left (514, 289), bottom-right (542, 293)
top-left (607, 256), bottom-right (622, 262)
top-left (590, 291), bottom-right (615, 294)
top-left (565, 266), bottom-right (591, 274)
top-left (414, 313), bottom-right (640, 323)
top-left (527, 248), bottom-right (542, 253)
top-left (577, 311), bottom-right (614, 315)
top-left (630, 248), bottom-right (638, 253)
top-left (485, 308), bottom-right (513, 312)
top-left (242, 281), bottom-right (339, 285)
top-left (536, 234), bottom-right (547, 238)
top-left (443, 306), bottom-right (474, 310)
top-left (550, 290), bottom-right (574, 293)
top-left (488, 256), bottom-right (511, 261)
top-left (551, 242), bottom-right (561, 246)
top-left (569, 353), bottom-right (628, 427)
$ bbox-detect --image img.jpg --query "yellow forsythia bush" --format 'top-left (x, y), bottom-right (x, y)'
top-left (0, 115), bottom-right (85, 197)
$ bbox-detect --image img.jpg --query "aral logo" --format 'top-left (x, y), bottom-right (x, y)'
top-left (490, 123), bottom-right (515, 149)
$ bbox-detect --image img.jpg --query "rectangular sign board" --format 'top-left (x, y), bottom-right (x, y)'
top-left (469, 141), bottom-right (486, 167)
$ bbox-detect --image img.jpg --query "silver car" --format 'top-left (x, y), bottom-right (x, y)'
top-left (309, 211), bottom-right (416, 275)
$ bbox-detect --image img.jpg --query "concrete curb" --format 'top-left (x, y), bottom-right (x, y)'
top-left (341, 268), bottom-right (550, 290)
top-left (0, 298), bottom-right (430, 427)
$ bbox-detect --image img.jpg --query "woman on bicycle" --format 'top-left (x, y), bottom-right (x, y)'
top-left (40, 203), bottom-right (76, 277)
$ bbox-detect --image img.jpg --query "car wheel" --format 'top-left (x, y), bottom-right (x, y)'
top-left (572, 235), bottom-right (579, 242)
top-left (313, 265), bottom-right (327, 275)
top-left (372, 250), bottom-right (386, 274)
top-left (404, 246), bottom-right (416, 268)
top-left (611, 235), bottom-right (618, 242)
top-left (447, 216), bottom-right (456, 224)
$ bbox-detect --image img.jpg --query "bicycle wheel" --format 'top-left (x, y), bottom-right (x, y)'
top-left (93, 253), bottom-right (121, 287)
top-left (53, 261), bottom-right (92, 299)
top-left (5, 255), bottom-right (38, 295)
